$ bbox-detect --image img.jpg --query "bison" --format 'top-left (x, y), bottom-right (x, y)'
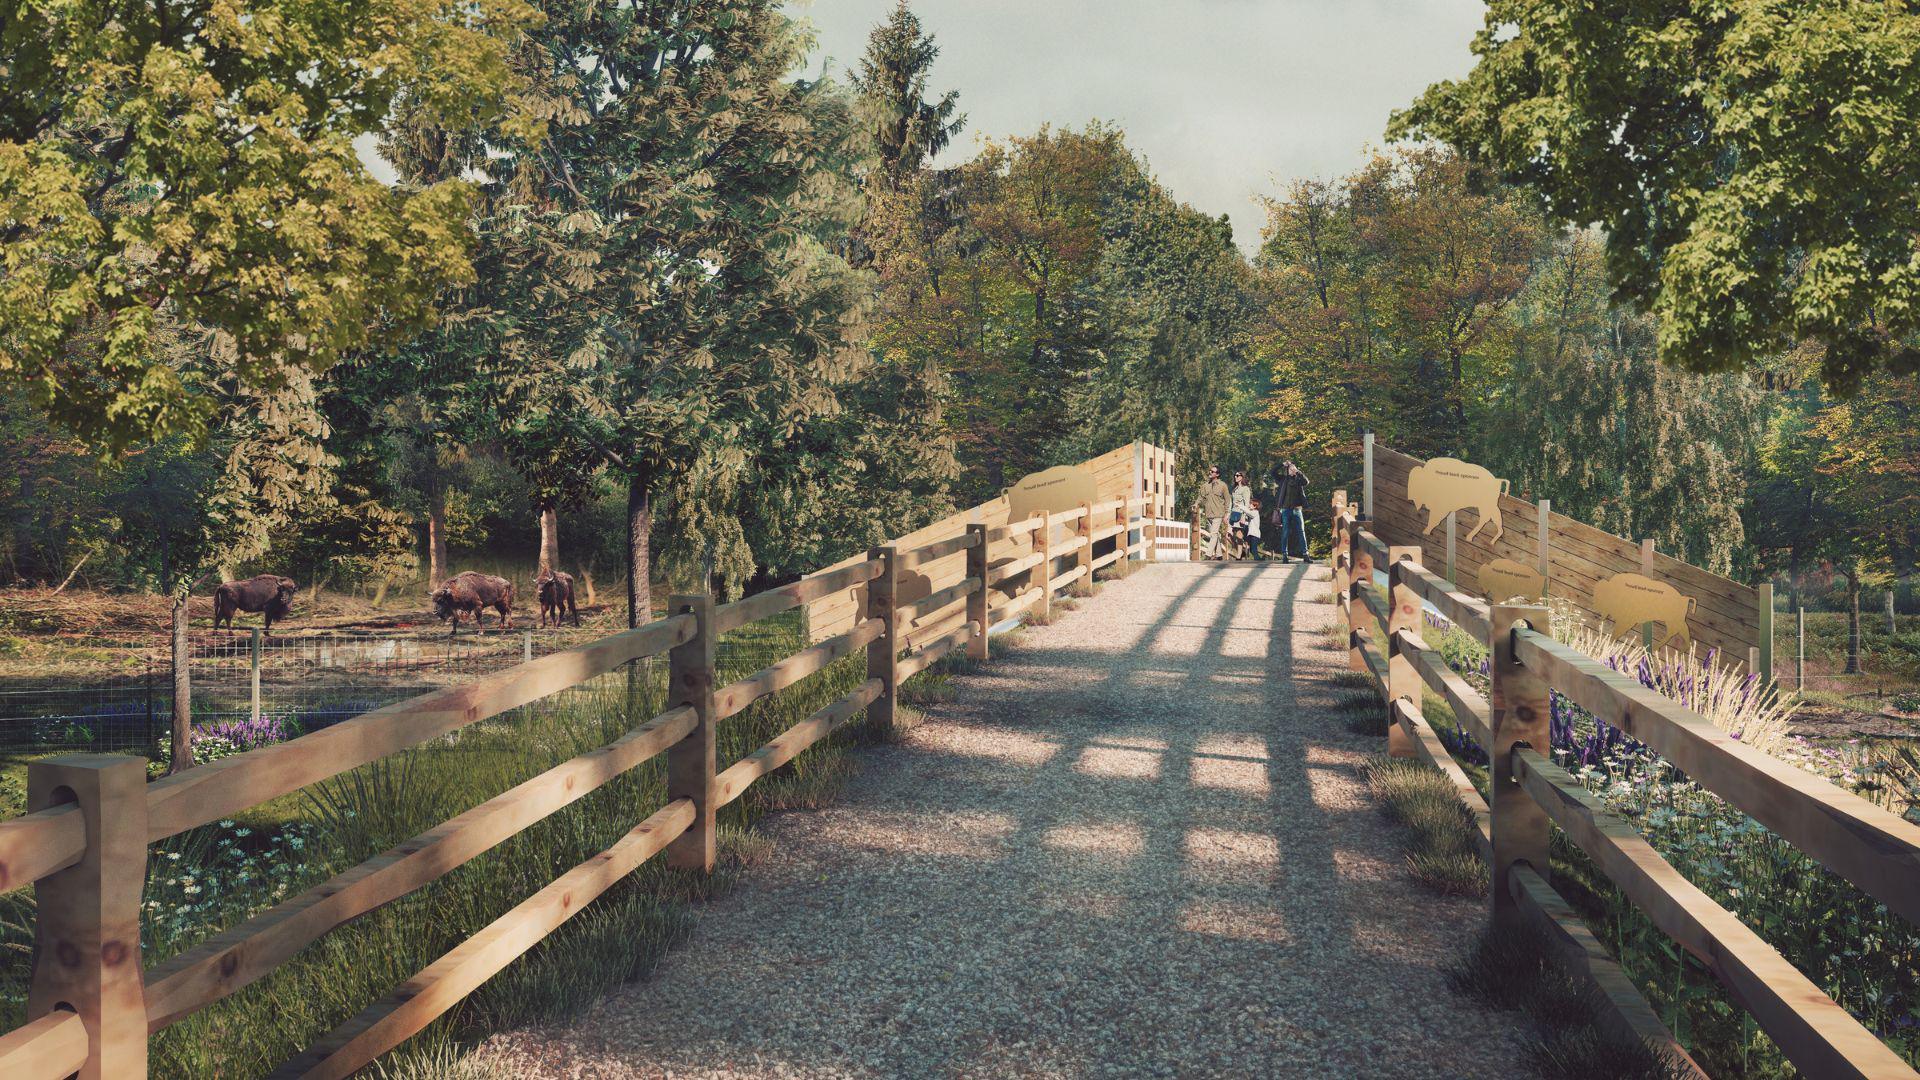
top-left (213, 575), bottom-right (298, 633)
top-left (535, 570), bottom-right (579, 627)
top-left (1477, 558), bottom-right (1547, 604)
top-left (431, 572), bottom-right (515, 631)
top-left (1592, 572), bottom-right (1695, 650)
top-left (1407, 457), bottom-right (1508, 543)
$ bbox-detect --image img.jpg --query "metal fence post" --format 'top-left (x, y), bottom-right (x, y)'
top-left (249, 628), bottom-right (262, 724)
top-left (666, 593), bottom-right (716, 873)
top-left (27, 754), bottom-right (149, 1079)
top-left (1489, 603), bottom-right (1552, 914)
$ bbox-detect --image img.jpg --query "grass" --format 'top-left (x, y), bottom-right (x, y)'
top-left (0, 606), bottom-right (967, 1078)
top-left (1363, 755), bottom-right (1485, 897)
top-left (1447, 914), bottom-right (1692, 1080)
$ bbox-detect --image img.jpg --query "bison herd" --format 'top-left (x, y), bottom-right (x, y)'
top-left (211, 569), bottom-right (580, 634)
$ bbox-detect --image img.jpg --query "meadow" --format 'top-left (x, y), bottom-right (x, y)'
top-left (0, 610), bottom-right (959, 1077)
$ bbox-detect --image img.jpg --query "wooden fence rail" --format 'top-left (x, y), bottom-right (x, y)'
top-left (1335, 492), bottom-right (1920, 1079)
top-left (0, 445), bottom-right (1167, 1079)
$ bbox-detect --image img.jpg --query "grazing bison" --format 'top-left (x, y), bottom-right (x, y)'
top-left (431, 572), bottom-right (515, 631)
top-left (213, 575), bottom-right (298, 633)
top-left (535, 570), bottom-right (579, 627)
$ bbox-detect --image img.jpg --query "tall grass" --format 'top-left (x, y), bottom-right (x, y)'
top-left (0, 611), bottom-right (911, 1077)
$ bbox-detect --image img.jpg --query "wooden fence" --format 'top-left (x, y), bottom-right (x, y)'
top-left (1362, 438), bottom-right (1774, 680)
top-left (1332, 492), bottom-right (1920, 1079)
top-left (0, 449), bottom-right (1167, 1079)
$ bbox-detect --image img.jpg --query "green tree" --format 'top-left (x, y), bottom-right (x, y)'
top-left (850, 2), bottom-right (965, 187)
top-left (1396, 0), bottom-right (1920, 394)
top-left (481, 1), bottom-right (876, 619)
top-left (1, 0), bottom-right (529, 449)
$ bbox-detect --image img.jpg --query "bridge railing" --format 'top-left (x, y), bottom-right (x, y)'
top-left (0, 497), bottom-right (1156, 1079)
top-left (1331, 496), bottom-right (1920, 1079)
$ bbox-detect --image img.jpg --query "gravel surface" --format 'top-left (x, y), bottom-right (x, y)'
top-left (475, 561), bottom-right (1534, 1078)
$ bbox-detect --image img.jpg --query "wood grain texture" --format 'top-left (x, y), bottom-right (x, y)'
top-left (713, 561), bottom-right (880, 635)
top-left (713, 621), bottom-right (883, 722)
top-left (714, 680), bottom-right (883, 807)
top-left (1513, 629), bottom-right (1920, 927)
top-left (1399, 633), bottom-right (1492, 747)
top-left (1489, 605), bottom-right (1551, 915)
top-left (896, 530), bottom-right (982, 572)
top-left (0, 804), bottom-right (85, 894)
top-left (145, 706), bottom-right (698, 1030)
top-left (144, 614), bottom-right (695, 842)
top-left (274, 799), bottom-right (697, 1080)
top-left (0, 1012), bottom-right (88, 1080)
top-left (1506, 866), bottom-right (1703, 1077)
top-left (1514, 748), bottom-right (1915, 1080)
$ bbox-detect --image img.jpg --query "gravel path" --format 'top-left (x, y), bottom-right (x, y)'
top-left (476, 561), bottom-right (1533, 1078)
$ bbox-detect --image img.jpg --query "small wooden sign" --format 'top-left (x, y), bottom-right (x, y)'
top-left (1005, 464), bottom-right (1098, 525)
top-left (1478, 558), bottom-right (1546, 603)
top-left (1407, 457), bottom-right (1509, 543)
top-left (1592, 572), bottom-right (1696, 650)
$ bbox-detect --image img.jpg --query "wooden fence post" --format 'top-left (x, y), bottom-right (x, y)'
top-left (1332, 502), bottom-right (1352, 638)
top-left (1077, 500), bottom-right (1094, 593)
top-left (1348, 515), bottom-right (1373, 675)
top-left (1489, 603), bottom-right (1552, 913)
top-left (1329, 490), bottom-right (1348, 580)
top-left (1444, 512), bottom-right (1457, 584)
top-left (666, 593), bottom-right (716, 873)
top-left (1757, 583), bottom-right (1775, 685)
top-left (1639, 539), bottom-right (1657, 650)
top-left (1536, 499), bottom-right (1551, 597)
top-left (1034, 519), bottom-right (1053, 622)
top-left (1386, 545), bottom-right (1421, 758)
top-left (28, 754), bottom-right (149, 1080)
top-left (866, 546), bottom-right (898, 731)
top-left (1362, 430), bottom-right (1375, 520)
top-left (966, 524), bottom-right (989, 662)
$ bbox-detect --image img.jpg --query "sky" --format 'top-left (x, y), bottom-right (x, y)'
top-left (789, 0), bottom-right (1488, 253)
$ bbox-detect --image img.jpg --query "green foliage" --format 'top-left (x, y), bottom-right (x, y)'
top-left (0, 0), bottom-right (529, 450)
top-left (849, 2), bottom-right (966, 185)
top-left (1396, 0), bottom-right (1920, 394)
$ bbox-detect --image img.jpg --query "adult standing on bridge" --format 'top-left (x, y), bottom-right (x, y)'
top-left (1200, 464), bottom-right (1231, 559)
top-left (1269, 460), bottom-right (1310, 563)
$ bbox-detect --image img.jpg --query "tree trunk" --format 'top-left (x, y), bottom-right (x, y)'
top-left (538, 506), bottom-right (559, 574)
top-left (1845, 576), bottom-right (1863, 675)
top-left (1888, 590), bottom-right (1898, 636)
top-left (427, 487), bottom-right (450, 587)
top-left (626, 474), bottom-right (652, 629)
top-left (169, 591), bottom-right (193, 774)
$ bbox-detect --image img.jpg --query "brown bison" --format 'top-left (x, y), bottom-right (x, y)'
top-left (213, 575), bottom-right (298, 633)
top-left (431, 572), bottom-right (515, 630)
top-left (535, 570), bottom-right (579, 627)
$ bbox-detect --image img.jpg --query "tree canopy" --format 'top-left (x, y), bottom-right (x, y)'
top-left (1395, 0), bottom-right (1920, 395)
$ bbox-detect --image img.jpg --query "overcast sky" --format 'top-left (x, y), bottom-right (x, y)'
top-left (789, 0), bottom-right (1487, 252)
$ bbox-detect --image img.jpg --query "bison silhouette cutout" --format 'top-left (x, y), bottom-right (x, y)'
top-left (1477, 558), bottom-right (1546, 603)
top-left (1592, 572), bottom-right (1696, 650)
top-left (1407, 458), bottom-right (1508, 543)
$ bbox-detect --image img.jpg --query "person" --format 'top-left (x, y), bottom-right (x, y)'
top-left (1270, 459), bottom-right (1310, 562)
top-left (1200, 464), bottom-right (1231, 559)
top-left (1227, 470), bottom-right (1253, 544)
top-left (1245, 496), bottom-right (1265, 559)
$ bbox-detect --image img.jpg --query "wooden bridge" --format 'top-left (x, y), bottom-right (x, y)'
top-left (0, 440), bottom-right (1917, 1078)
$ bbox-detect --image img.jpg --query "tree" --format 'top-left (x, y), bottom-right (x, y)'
top-left (1396, 0), bottom-right (1920, 394)
top-left (1, 0), bottom-right (529, 449)
top-left (1481, 232), bottom-right (1767, 574)
top-left (1252, 148), bottom-right (1541, 476)
top-left (483, 1), bottom-right (876, 622)
top-left (849, 2), bottom-right (966, 186)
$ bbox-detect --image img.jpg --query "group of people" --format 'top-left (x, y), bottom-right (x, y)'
top-left (1197, 461), bottom-right (1310, 562)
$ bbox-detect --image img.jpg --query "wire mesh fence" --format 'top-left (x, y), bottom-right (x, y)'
top-left (0, 612), bottom-right (806, 756)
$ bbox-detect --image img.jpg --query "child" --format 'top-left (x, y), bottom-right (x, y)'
top-left (1245, 497), bottom-right (1264, 559)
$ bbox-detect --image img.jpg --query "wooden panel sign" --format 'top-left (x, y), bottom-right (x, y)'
top-left (1592, 572), bottom-right (1696, 650)
top-left (1478, 558), bottom-right (1546, 603)
top-left (1407, 457), bottom-right (1509, 543)
top-left (1005, 464), bottom-right (1098, 525)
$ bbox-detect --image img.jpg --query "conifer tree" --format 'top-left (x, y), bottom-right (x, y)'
top-left (850, 2), bottom-right (966, 186)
